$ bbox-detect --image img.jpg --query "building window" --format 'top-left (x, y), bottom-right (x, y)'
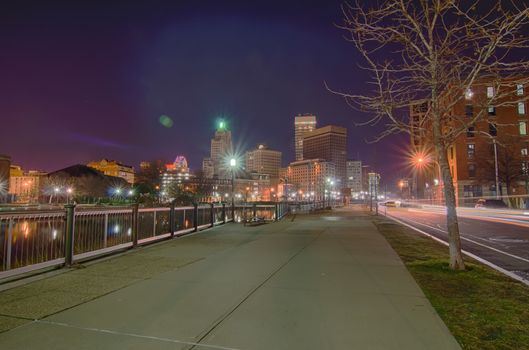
top-left (463, 185), bottom-right (482, 197)
top-left (467, 144), bottom-right (475, 160)
top-left (489, 123), bottom-right (497, 137)
top-left (517, 84), bottom-right (524, 96)
top-left (520, 121), bottom-right (527, 136)
top-left (468, 164), bottom-right (476, 178)
top-left (521, 146), bottom-right (528, 157)
top-left (467, 126), bottom-right (475, 137)
top-left (488, 106), bottom-right (496, 116)
top-left (465, 105), bottom-right (473, 117)
top-left (487, 86), bottom-right (494, 98)
top-left (518, 102), bottom-right (526, 115)
top-left (522, 162), bottom-right (528, 176)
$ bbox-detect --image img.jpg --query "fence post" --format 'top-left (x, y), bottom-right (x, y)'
top-left (222, 203), bottom-right (226, 223)
top-left (64, 204), bottom-right (76, 266)
top-left (5, 218), bottom-right (13, 270)
top-left (103, 213), bottom-right (109, 248)
top-left (193, 203), bottom-right (198, 232)
top-left (170, 201), bottom-right (176, 238)
top-left (132, 203), bottom-right (139, 248)
top-left (252, 203), bottom-right (256, 218)
top-left (275, 203), bottom-right (279, 221)
top-left (210, 203), bottom-right (215, 227)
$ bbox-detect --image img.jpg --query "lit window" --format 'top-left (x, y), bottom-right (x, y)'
top-left (487, 86), bottom-right (494, 98)
top-left (465, 89), bottom-right (474, 100)
top-left (517, 84), bottom-right (524, 96)
top-left (518, 102), bottom-right (526, 115)
top-left (488, 106), bottom-right (496, 116)
top-left (520, 121), bottom-right (527, 135)
top-left (521, 147), bottom-right (528, 157)
top-left (467, 144), bottom-right (475, 160)
top-left (522, 162), bottom-right (529, 176)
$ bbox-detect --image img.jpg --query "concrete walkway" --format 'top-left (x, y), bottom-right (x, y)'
top-left (0, 207), bottom-right (460, 349)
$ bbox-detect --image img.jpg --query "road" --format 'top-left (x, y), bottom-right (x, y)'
top-left (383, 206), bottom-right (529, 282)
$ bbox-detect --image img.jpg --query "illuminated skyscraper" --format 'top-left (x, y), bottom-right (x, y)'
top-left (294, 114), bottom-right (317, 161)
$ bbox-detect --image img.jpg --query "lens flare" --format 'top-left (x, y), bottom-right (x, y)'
top-left (159, 115), bottom-right (174, 128)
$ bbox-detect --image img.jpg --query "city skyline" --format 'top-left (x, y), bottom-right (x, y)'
top-left (1, 0), bottom-right (404, 182)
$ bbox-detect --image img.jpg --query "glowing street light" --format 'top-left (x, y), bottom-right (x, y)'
top-left (66, 187), bottom-right (73, 204)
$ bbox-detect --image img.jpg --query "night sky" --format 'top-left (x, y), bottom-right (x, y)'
top-left (1, 0), bottom-right (406, 184)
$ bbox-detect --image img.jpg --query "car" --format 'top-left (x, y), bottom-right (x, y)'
top-left (380, 200), bottom-right (401, 207)
top-left (475, 199), bottom-right (508, 209)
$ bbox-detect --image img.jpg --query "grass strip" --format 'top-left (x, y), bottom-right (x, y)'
top-left (373, 218), bottom-right (529, 350)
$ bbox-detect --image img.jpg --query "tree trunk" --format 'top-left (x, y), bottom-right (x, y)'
top-left (432, 115), bottom-right (465, 270)
top-left (437, 146), bottom-right (465, 270)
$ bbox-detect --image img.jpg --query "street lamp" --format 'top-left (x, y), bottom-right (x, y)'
top-left (229, 157), bottom-right (237, 219)
top-left (66, 187), bottom-right (73, 204)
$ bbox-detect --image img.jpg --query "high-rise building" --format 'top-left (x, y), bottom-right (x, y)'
top-left (282, 159), bottom-right (335, 201)
top-left (210, 122), bottom-right (233, 178)
top-left (346, 160), bottom-right (362, 194)
top-left (303, 125), bottom-right (347, 188)
top-left (87, 159), bottom-right (135, 184)
top-left (294, 114), bottom-right (317, 161)
top-left (245, 144), bottom-right (282, 179)
top-left (0, 154), bottom-right (11, 201)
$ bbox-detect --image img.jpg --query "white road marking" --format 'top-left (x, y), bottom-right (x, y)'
top-left (385, 214), bottom-right (529, 287)
top-left (390, 214), bottom-right (529, 264)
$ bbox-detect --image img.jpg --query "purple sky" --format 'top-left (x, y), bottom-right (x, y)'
top-left (1, 0), bottom-right (407, 185)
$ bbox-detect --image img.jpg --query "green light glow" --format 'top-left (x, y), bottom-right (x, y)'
top-left (159, 115), bottom-right (174, 128)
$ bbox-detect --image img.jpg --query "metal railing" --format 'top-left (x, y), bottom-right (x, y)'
top-left (0, 202), bottom-right (288, 279)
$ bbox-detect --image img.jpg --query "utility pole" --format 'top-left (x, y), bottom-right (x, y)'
top-left (493, 138), bottom-right (500, 199)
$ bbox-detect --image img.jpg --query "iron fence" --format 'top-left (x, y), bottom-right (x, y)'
top-left (0, 202), bottom-right (288, 279)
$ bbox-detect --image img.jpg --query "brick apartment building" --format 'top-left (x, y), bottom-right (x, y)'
top-left (410, 80), bottom-right (529, 207)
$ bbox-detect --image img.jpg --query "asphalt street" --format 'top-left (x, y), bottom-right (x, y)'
top-left (384, 206), bottom-right (529, 282)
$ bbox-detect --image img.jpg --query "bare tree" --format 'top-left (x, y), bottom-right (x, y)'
top-left (331, 0), bottom-right (529, 269)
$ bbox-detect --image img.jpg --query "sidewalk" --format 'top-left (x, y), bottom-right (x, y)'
top-left (0, 207), bottom-right (460, 349)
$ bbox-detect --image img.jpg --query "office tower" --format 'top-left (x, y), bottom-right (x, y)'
top-left (245, 144), bottom-right (282, 178)
top-left (294, 114), bottom-right (317, 161)
top-left (303, 125), bottom-right (347, 188)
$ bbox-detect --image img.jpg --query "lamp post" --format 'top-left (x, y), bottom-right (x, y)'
top-left (66, 187), bottom-right (73, 204)
top-left (229, 158), bottom-right (237, 219)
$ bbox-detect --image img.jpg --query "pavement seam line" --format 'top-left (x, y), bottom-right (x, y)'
top-left (384, 214), bottom-right (529, 287)
top-left (34, 319), bottom-right (243, 350)
top-left (188, 227), bottom-right (323, 350)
